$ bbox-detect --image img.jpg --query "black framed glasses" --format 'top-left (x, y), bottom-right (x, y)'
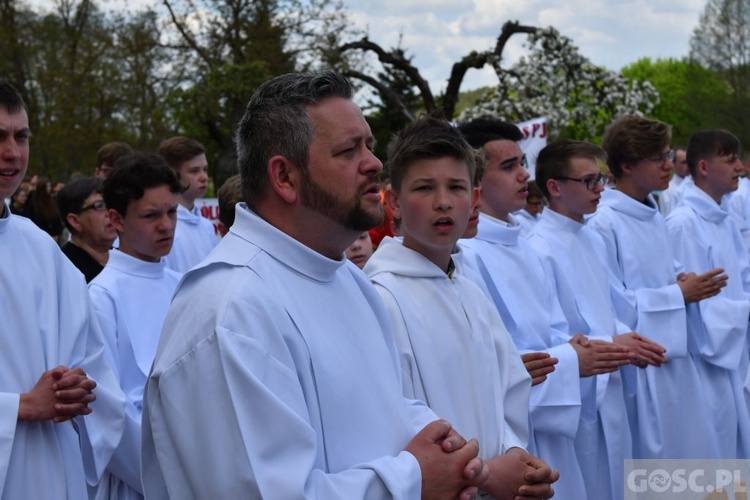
top-left (554, 173), bottom-right (607, 191)
top-left (79, 200), bottom-right (107, 212)
top-left (646, 149), bottom-right (675, 164)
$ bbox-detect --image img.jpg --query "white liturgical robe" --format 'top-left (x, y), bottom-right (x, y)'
top-left (142, 204), bottom-right (439, 499)
top-left (461, 213), bottom-right (587, 500)
top-left (588, 188), bottom-right (718, 459)
top-left (0, 206), bottom-right (125, 499)
top-left (658, 174), bottom-right (688, 217)
top-left (365, 238), bottom-right (530, 460)
top-left (527, 209), bottom-right (633, 500)
top-left (727, 176), bottom-right (750, 257)
top-left (666, 184), bottom-right (750, 458)
top-left (163, 203), bottom-right (217, 274)
top-left (89, 250), bottom-right (181, 498)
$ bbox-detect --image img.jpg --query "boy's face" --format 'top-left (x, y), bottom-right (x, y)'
top-left (109, 184), bottom-right (178, 262)
top-left (548, 157), bottom-right (604, 222)
top-left (345, 231), bottom-right (374, 269)
top-left (702, 151), bottom-right (744, 200)
top-left (388, 156), bottom-right (476, 267)
top-left (525, 195), bottom-right (543, 217)
top-left (627, 147), bottom-right (673, 197)
top-left (479, 139), bottom-right (530, 220)
top-left (178, 153), bottom-right (209, 203)
top-left (0, 106), bottom-right (29, 200)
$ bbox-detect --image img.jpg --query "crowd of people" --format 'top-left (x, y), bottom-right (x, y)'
top-left (2, 67), bottom-right (750, 500)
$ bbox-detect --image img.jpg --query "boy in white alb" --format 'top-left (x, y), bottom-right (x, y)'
top-left (588, 116), bottom-right (728, 459)
top-left (365, 116), bottom-right (558, 499)
top-left (0, 83), bottom-right (126, 500)
top-left (665, 129), bottom-right (750, 458)
top-left (528, 139), bottom-right (667, 499)
top-left (89, 153), bottom-right (182, 499)
top-left (458, 117), bottom-right (635, 500)
top-left (158, 137), bottom-right (217, 273)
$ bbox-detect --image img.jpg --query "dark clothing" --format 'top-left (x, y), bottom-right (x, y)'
top-left (61, 241), bottom-right (104, 283)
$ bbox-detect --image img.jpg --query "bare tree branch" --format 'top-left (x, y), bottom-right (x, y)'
top-left (340, 37), bottom-right (437, 113)
top-left (162, 0), bottom-right (214, 67)
top-left (343, 70), bottom-right (415, 121)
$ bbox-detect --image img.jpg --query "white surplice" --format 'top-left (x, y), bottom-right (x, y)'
top-left (666, 184), bottom-right (750, 458)
top-left (461, 213), bottom-right (587, 500)
top-left (527, 209), bottom-right (633, 500)
top-left (658, 174), bottom-right (688, 217)
top-left (163, 204), bottom-right (217, 274)
top-left (727, 176), bottom-right (750, 257)
top-left (513, 208), bottom-right (540, 238)
top-left (142, 204), bottom-right (439, 499)
top-left (88, 250), bottom-right (181, 499)
top-left (0, 206), bottom-right (125, 499)
top-left (588, 188), bottom-right (718, 459)
top-left (365, 238), bottom-right (530, 462)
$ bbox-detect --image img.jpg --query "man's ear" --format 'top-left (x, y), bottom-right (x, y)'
top-left (66, 213), bottom-right (83, 234)
top-left (267, 155), bottom-right (302, 204)
top-left (385, 187), bottom-right (401, 220)
top-left (471, 186), bottom-right (480, 207)
top-left (108, 208), bottom-right (125, 233)
top-left (697, 159), bottom-right (709, 179)
top-left (546, 178), bottom-right (562, 199)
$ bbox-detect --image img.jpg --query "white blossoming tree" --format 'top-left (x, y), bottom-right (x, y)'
top-left (462, 27), bottom-right (660, 141)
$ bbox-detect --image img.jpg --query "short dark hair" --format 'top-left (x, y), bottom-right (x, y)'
top-left (686, 129), bottom-right (741, 178)
top-left (157, 137), bottom-right (206, 171)
top-left (387, 115), bottom-right (476, 193)
top-left (601, 116), bottom-right (671, 179)
top-left (96, 142), bottom-right (133, 169)
top-left (457, 116), bottom-right (523, 149)
top-left (217, 174), bottom-right (243, 230)
top-left (536, 140), bottom-right (606, 200)
top-left (236, 70), bottom-right (353, 208)
top-left (56, 177), bottom-right (103, 233)
top-left (103, 151), bottom-right (181, 216)
top-left (0, 82), bottom-right (27, 113)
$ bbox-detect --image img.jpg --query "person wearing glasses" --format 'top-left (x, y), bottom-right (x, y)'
top-left (658, 147), bottom-right (689, 217)
top-left (88, 153), bottom-right (182, 500)
top-left (56, 177), bottom-right (117, 282)
top-left (588, 116), bottom-right (728, 459)
top-left (528, 139), bottom-right (668, 500)
top-left (665, 129), bottom-right (750, 458)
top-left (458, 117), bottom-right (633, 500)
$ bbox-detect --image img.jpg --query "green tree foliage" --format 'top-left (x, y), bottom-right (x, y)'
top-left (622, 57), bottom-right (732, 146)
top-left (691, 0), bottom-right (750, 143)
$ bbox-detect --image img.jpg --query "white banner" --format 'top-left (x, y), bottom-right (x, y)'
top-left (516, 117), bottom-right (548, 180)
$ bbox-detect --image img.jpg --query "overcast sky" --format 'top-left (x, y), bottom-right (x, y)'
top-left (31, 0), bottom-right (708, 93)
top-left (343, 0), bottom-right (708, 92)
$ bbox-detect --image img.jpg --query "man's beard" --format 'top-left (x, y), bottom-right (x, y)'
top-left (299, 171), bottom-right (383, 232)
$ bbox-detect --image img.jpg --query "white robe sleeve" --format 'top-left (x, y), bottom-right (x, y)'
top-left (589, 215), bottom-right (688, 357)
top-left (667, 213), bottom-right (750, 370)
top-left (88, 284), bottom-right (144, 494)
top-left (0, 393), bottom-right (19, 495)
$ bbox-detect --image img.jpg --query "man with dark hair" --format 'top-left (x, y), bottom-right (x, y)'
top-left (458, 117), bottom-right (633, 500)
top-left (143, 71), bottom-right (488, 499)
top-left (157, 136), bottom-right (217, 273)
top-left (94, 142), bottom-right (133, 180)
top-left (88, 152), bottom-right (182, 499)
top-left (56, 177), bottom-right (116, 282)
top-left (588, 116), bottom-right (727, 459)
top-left (666, 129), bottom-right (750, 458)
top-left (0, 82), bottom-right (125, 498)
